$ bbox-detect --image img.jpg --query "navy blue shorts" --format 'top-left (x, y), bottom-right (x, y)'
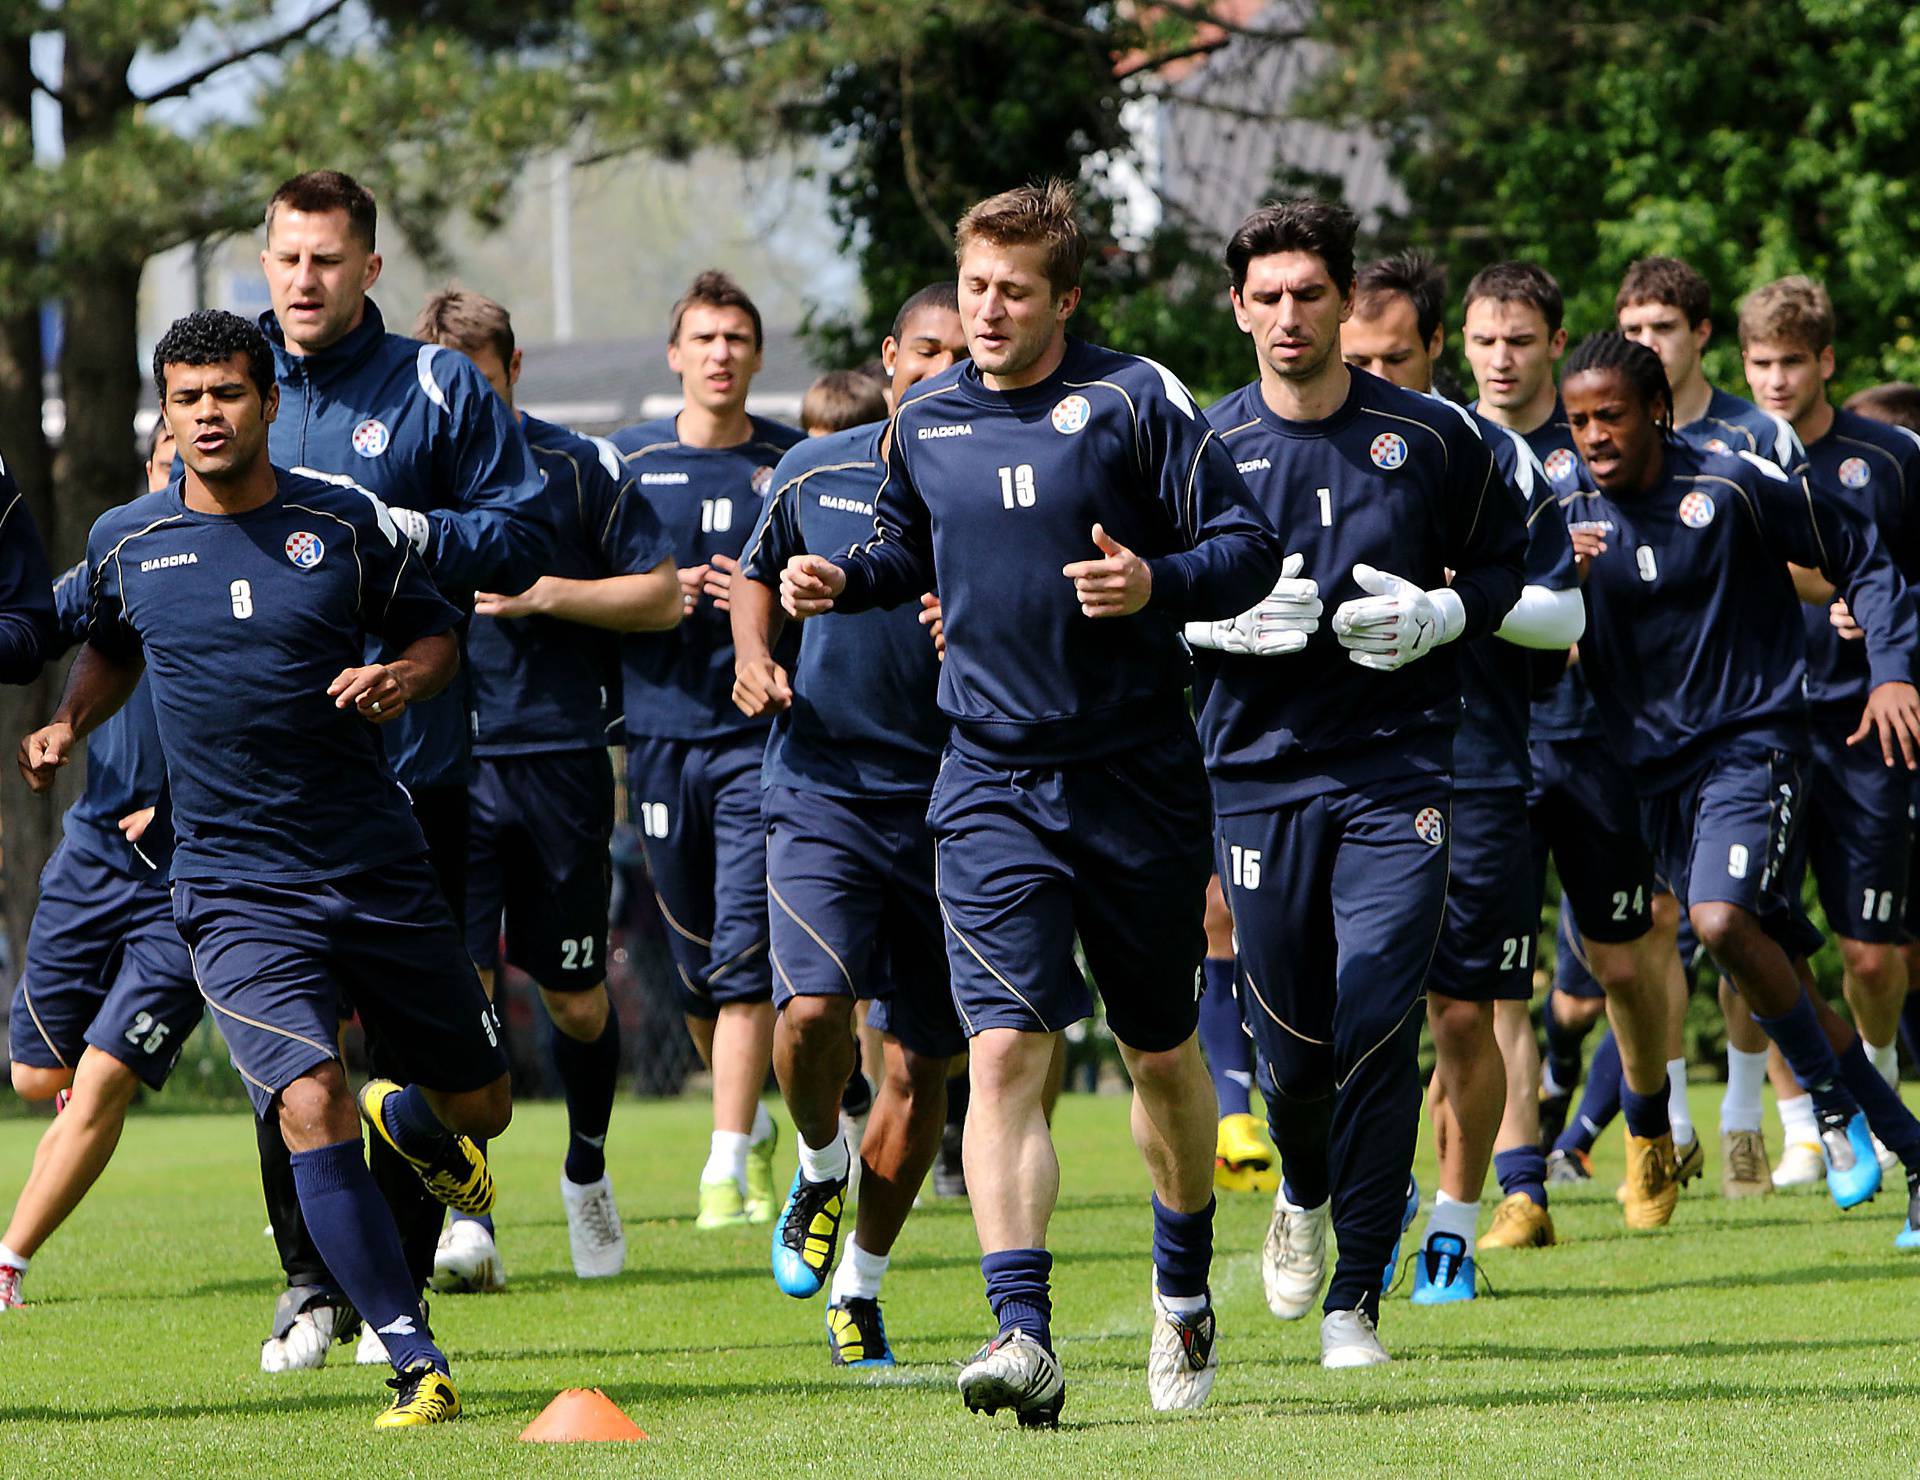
top-left (927, 729), bottom-right (1212, 1053)
top-left (467, 749), bottom-right (615, 990)
top-left (1639, 741), bottom-right (1822, 959)
top-left (1429, 786), bottom-right (1537, 1003)
top-left (8, 840), bottom-right (199, 1090)
top-left (172, 854), bottom-right (508, 1117)
top-left (1804, 719), bottom-right (1911, 944)
top-left (627, 732), bottom-right (771, 1017)
top-left (1551, 903), bottom-right (1605, 1000)
top-left (1528, 735), bottom-right (1656, 943)
top-left (764, 786), bottom-right (964, 1061)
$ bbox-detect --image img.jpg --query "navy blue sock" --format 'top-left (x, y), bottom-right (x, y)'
top-left (1619, 1082), bottom-right (1671, 1141)
top-left (382, 1084), bottom-right (458, 1164)
top-left (553, 1010), bottom-right (621, 1185)
top-left (1493, 1145), bottom-right (1548, 1208)
top-left (290, 1140), bottom-right (445, 1373)
top-left (1754, 992), bottom-right (1856, 1118)
top-left (1540, 992), bottom-right (1588, 1093)
top-left (1198, 958), bottom-right (1251, 1118)
top-left (1555, 1029), bottom-right (1621, 1154)
top-left (981, 1247), bottom-right (1052, 1351)
top-left (1150, 1194), bottom-right (1215, 1299)
top-left (1839, 1038), bottom-right (1920, 1167)
top-left (1901, 991), bottom-right (1920, 1069)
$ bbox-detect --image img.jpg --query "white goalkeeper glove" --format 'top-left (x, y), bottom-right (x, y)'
top-left (388, 505), bottom-right (432, 555)
top-left (1184, 552), bottom-right (1321, 656)
top-left (1330, 562), bottom-right (1465, 671)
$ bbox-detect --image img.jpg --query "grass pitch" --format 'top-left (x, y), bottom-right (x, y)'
top-left (2, 1089), bottom-right (1918, 1476)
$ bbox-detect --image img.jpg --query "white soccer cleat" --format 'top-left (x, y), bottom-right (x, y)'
top-left (957, 1327), bottom-right (1066, 1427)
top-left (1320, 1307), bottom-right (1391, 1369)
top-left (1147, 1280), bottom-right (1218, 1411)
top-left (562, 1173), bottom-right (627, 1279)
top-left (1261, 1188), bottom-right (1330, 1320)
top-left (0, 1263), bottom-right (23, 1311)
top-left (1773, 1139), bottom-right (1825, 1189)
top-left (431, 1217), bottom-right (507, 1294)
top-left (357, 1322), bottom-right (388, 1365)
top-left (1874, 1134), bottom-right (1900, 1173)
top-left (261, 1307), bottom-right (345, 1373)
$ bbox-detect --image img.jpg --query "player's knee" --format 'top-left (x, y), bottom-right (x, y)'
top-left (1582, 942), bottom-right (1641, 999)
top-left (1203, 874), bottom-right (1235, 955)
top-left (1650, 890), bottom-right (1682, 933)
top-left (542, 985), bottom-right (609, 1041)
top-left (1839, 938), bottom-right (1903, 996)
top-left (277, 1067), bottom-right (354, 1149)
top-left (465, 1076), bottom-right (514, 1139)
top-left (10, 1062), bottom-right (72, 1101)
top-left (73, 1050), bottom-right (142, 1113)
top-left (1427, 993), bottom-right (1490, 1057)
top-left (1121, 1042), bottom-right (1193, 1100)
top-left (780, 991), bottom-right (852, 1050)
top-left (1687, 901), bottom-right (1748, 958)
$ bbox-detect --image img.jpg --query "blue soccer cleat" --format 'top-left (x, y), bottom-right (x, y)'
top-left (1821, 1110), bottom-right (1882, 1210)
top-left (1897, 1170), bottom-right (1920, 1250)
top-left (771, 1167), bottom-right (847, 1298)
top-left (1409, 1231), bottom-right (1477, 1305)
top-left (1382, 1176), bottom-right (1419, 1294)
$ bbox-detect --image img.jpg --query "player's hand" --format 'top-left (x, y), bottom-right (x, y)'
top-left (1184, 554), bottom-right (1321, 657)
top-left (919, 592), bottom-right (945, 661)
top-left (388, 505), bottom-right (432, 555)
top-left (18, 721), bottom-right (75, 792)
top-left (327, 664), bottom-right (408, 724)
top-left (678, 563), bottom-right (710, 616)
top-left (1331, 563), bottom-right (1464, 671)
top-left (705, 553), bottom-right (738, 613)
top-left (733, 655), bottom-right (793, 717)
top-left (1849, 680), bottom-right (1920, 769)
top-left (474, 578), bottom-right (552, 620)
top-left (1063, 524), bottom-right (1151, 618)
top-left (1569, 526), bottom-right (1608, 582)
top-left (1831, 596), bottom-right (1864, 641)
top-left (118, 806), bottom-right (155, 843)
top-left (781, 555), bottom-right (845, 619)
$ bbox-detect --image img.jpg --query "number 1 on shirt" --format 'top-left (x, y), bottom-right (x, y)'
top-left (1316, 487), bottom-right (1332, 527)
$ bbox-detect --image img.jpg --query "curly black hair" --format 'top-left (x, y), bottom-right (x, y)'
top-left (152, 309), bottom-right (275, 404)
top-left (1562, 331), bottom-right (1673, 428)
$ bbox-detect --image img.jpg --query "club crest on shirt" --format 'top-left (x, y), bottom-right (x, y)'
top-left (751, 466), bottom-right (774, 496)
top-left (351, 418), bottom-right (390, 458)
top-left (1838, 456), bottom-right (1872, 489)
top-left (1703, 436), bottom-right (1732, 455)
top-left (1678, 490), bottom-right (1716, 529)
top-left (1414, 806), bottom-right (1446, 846)
top-left (284, 531), bottom-right (325, 569)
top-left (1369, 431), bottom-right (1408, 470)
top-left (1543, 447), bottom-right (1578, 484)
top-left (1051, 394), bottom-right (1092, 435)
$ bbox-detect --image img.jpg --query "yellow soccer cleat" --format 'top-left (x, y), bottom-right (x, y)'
top-left (744, 1117), bottom-right (780, 1224)
top-left (358, 1080), bottom-right (493, 1216)
top-left (1214, 1112), bottom-right (1279, 1194)
top-left (696, 1175), bottom-right (749, 1230)
top-left (1477, 1191), bottom-right (1556, 1250)
top-left (1622, 1130), bottom-right (1680, 1230)
top-left (374, 1364), bottom-right (461, 1429)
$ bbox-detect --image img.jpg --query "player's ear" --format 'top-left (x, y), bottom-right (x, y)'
top-left (508, 348), bottom-right (523, 389)
top-left (363, 251), bottom-right (383, 293)
top-left (1818, 344), bottom-right (1835, 381)
top-left (261, 381), bottom-right (280, 426)
top-left (1549, 327), bottom-right (1567, 360)
top-left (1054, 285), bottom-right (1081, 323)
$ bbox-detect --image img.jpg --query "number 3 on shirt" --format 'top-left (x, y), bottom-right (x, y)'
top-left (998, 464), bottom-right (1037, 509)
top-left (230, 579), bottom-right (253, 619)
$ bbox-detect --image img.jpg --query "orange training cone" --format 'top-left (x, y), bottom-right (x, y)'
top-left (519, 1388), bottom-right (649, 1443)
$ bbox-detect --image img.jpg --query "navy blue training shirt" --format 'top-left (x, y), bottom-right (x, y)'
top-left (1509, 400), bottom-right (1607, 744)
top-left (613, 413), bottom-right (805, 742)
top-left (84, 468), bottom-right (460, 883)
top-left (1194, 368), bottom-right (1528, 809)
top-left (1572, 439), bottom-right (1918, 793)
top-left (468, 415), bottom-right (674, 756)
top-left (739, 422), bottom-right (947, 799)
top-left (1678, 384), bottom-right (1802, 466)
top-left (0, 451), bottom-right (59, 684)
top-left (261, 299), bottom-right (555, 791)
top-left (829, 336), bottom-right (1283, 765)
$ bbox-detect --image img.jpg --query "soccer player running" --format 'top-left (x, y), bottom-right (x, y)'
top-left (731, 282), bottom-right (969, 1366)
top-left (613, 272), bottom-right (804, 1230)
top-left (1561, 332), bottom-right (1920, 1244)
top-left (2, 431), bottom-right (169, 1316)
top-left (1742, 277), bottom-right (1920, 1190)
top-left (1340, 252), bottom-right (1582, 1296)
top-left (20, 310), bottom-right (509, 1426)
top-left (780, 181), bottom-right (1281, 1420)
top-left (412, 290), bottom-right (682, 1287)
top-left (251, 170), bottom-right (554, 1365)
top-left (1190, 199), bottom-right (1523, 1370)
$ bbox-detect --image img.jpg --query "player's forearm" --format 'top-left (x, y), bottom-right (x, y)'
top-left (833, 541), bottom-right (927, 614)
top-left (1148, 529), bottom-right (1282, 622)
top-left (427, 506), bottom-right (554, 596)
top-left (389, 630), bottom-right (460, 705)
top-left (53, 641), bottom-right (143, 738)
top-left (730, 576), bottom-right (786, 665)
top-left (529, 564), bottom-right (682, 632)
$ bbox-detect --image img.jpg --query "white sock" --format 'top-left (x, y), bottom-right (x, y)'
top-left (750, 1100), bottom-right (775, 1145)
top-left (1666, 1057), bottom-right (1694, 1144)
top-left (1779, 1091), bottom-right (1818, 1146)
top-left (1541, 1060), bottom-right (1572, 1099)
top-left (1721, 1046), bottom-right (1768, 1134)
top-left (1423, 1192), bottom-right (1478, 1247)
top-left (0, 1242), bottom-right (27, 1272)
top-left (797, 1131), bottom-right (849, 1184)
top-left (1866, 1035), bottom-right (1900, 1089)
top-left (1159, 1289), bottom-right (1208, 1316)
top-left (830, 1240), bottom-right (890, 1303)
top-left (704, 1130), bottom-right (751, 1187)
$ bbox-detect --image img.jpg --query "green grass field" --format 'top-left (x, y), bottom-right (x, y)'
top-left (3, 1090), bottom-right (1919, 1476)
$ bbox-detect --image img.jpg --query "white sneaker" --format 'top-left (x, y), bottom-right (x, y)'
top-left (562, 1173), bottom-right (627, 1279)
top-left (957, 1327), bottom-right (1065, 1426)
top-left (1261, 1188), bottom-right (1330, 1320)
top-left (1773, 1139), bottom-right (1825, 1188)
top-left (1147, 1280), bottom-right (1217, 1411)
top-left (1320, 1307), bottom-right (1391, 1369)
top-left (431, 1217), bottom-right (507, 1293)
top-left (260, 1302), bottom-right (350, 1373)
top-left (356, 1322), bottom-right (388, 1365)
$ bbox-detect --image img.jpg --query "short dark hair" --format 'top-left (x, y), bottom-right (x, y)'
top-left (1463, 260), bottom-right (1564, 335)
top-left (801, 369), bottom-right (890, 436)
top-left (1355, 250), bottom-right (1447, 346)
top-left (954, 180), bottom-right (1087, 297)
top-left (1616, 256), bottom-right (1711, 327)
top-left (152, 309), bottom-right (276, 404)
top-left (413, 288), bottom-right (515, 366)
top-left (266, 169), bottom-right (377, 250)
top-left (1845, 382), bottom-right (1920, 435)
top-left (1563, 331), bottom-right (1674, 427)
top-left (1225, 198), bottom-right (1358, 296)
top-left (891, 280), bottom-right (961, 343)
top-left (670, 270), bottom-right (764, 350)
